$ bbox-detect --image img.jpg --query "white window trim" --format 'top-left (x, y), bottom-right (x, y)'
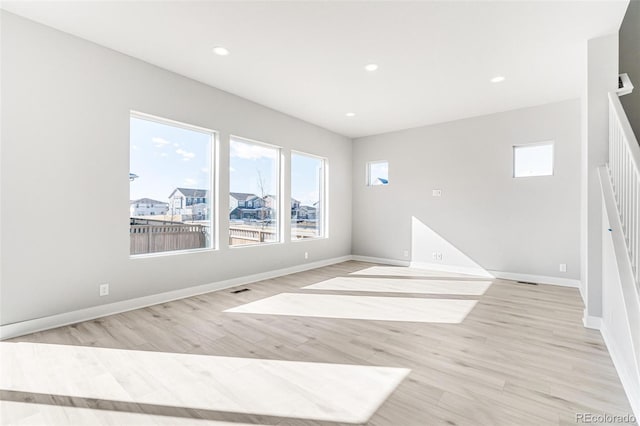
top-left (512, 141), bottom-right (555, 178)
top-left (366, 160), bottom-right (389, 186)
top-left (129, 111), bottom-right (218, 257)
top-left (229, 135), bottom-right (283, 247)
top-left (291, 150), bottom-right (328, 241)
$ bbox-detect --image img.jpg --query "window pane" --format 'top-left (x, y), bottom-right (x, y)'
top-left (368, 161), bottom-right (389, 186)
top-left (514, 143), bottom-right (554, 177)
top-left (291, 152), bottom-right (325, 240)
top-left (229, 137), bottom-right (280, 246)
top-left (130, 114), bottom-right (214, 255)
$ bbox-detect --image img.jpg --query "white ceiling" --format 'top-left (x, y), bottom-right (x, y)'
top-left (1, 1), bottom-right (629, 138)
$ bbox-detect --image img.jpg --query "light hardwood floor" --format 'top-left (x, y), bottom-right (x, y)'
top-left (1, 261), bottom-right (636, 425)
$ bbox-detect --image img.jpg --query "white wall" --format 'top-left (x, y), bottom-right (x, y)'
top-left (352, 99), bottom-right (581, 282)
top-left (0, 12), bottom-right (352, 326)
top-left (582, 34), bottom-right (619, 322)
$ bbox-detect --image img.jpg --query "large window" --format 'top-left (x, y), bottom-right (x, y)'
top-left (129, 112), bottom-right (215, 255)
top-left (291, 152), bottom-right (326, 240)
top-left (513, 142), bottom-right (554, 178)
top-left (229, 136), bottom-right (280, 246)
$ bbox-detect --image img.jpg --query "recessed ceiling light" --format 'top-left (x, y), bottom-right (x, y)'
top-left (212, 46), bottom-right (230, 56)
top-left (346, 112), bottom-right (356, 117)
top-left (364, 64), bottom-right (379, 72)
top-left (491, 76), bottom-right (505, 83)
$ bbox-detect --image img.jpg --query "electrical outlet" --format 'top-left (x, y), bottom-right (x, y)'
top-left (304, 252), bottom-right (309, 260)
top-left (432, 252), bottom-right (438, 260)
top-left (403, 250), bottom-right (409, 257)
top-left (432, 189), bottom-right (442, 197)
top-left (437, 252), bottom-right (443, 261)
top-left (99, 283), bottom-right (109, 297)
top-left (559, 263), bottom-right (567, 272)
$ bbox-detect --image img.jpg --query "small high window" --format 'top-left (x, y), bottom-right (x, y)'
top-left (513, 142), bottom-right (554, 178)
top-left (367, 161), bottom-right (389, 186)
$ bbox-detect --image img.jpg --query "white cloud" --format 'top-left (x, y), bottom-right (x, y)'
top-left (176, 148), bottom-right (195, 161)
top-left (152, 137), bottom-right (171, 148)
top-left (160, 152), bottom-right (169, 157)
top-left (131, 145), bottom-right (140, 151)
top-left (231, 140), bottom-right (276, 160)
top-left (184, 178), bottom-right (198, 186)
top-left (173, 143), bottom-right (180, 147)
top-left (230, 167), bottom-right (236, 173)
top-left (298, 190), bottom-right (319, 205)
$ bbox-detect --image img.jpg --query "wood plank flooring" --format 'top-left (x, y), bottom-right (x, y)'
top-left (1, 261), bottom-right (636, 425)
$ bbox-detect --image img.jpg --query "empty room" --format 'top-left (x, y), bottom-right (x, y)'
top-left (1, 1), bottom-right (639, 425)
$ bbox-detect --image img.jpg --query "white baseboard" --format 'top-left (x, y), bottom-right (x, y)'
top-left (489, 270), bottom-right (581, 288)
top-left (352, 257), bottom-right (581, 287)
top-left (583, 310), bottom-right (603, 330)
top-left (410, 262), bottom-right (494, 278)
top-left (0, 255), bottom-right (352, 340)
top-left (351, 255), bottom-right (410, 267)
top-left (600, 322), bottom-right (640, 419)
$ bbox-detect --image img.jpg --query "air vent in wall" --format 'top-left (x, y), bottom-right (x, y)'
top-left (617, 73), bottom-right (634, 96)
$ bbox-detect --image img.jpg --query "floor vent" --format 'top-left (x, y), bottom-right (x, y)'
top-left (230, 288), bottom-right (251, 294)
top-left (517, 281), bottom-right (538, 286)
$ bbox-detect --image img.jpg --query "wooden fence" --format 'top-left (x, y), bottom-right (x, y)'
top-left (131, 224), bottom-right (317, 253)
top-left (130, 224), bottom-right (208, 255)
top-left (229, 226), bottom-right (277, 246)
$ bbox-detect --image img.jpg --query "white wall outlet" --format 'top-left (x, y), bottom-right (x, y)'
top-left (432, 252), bottom-right (438, 260)
top-left (304, 252), bottom-right (309, 260)
top-left (99, 283), bottom-right (109, 297)
top-left (437, 252), bottom-right (443, 260)
top-left (432, 189), bottom-right (442, 197)
top-left (559, 263), bottom-right (567, 272)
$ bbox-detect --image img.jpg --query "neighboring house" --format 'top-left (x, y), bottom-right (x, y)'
top-left (130, 198), bottom-right (169, 216)
top-left (169, 188), bottom-right (210, 219)
top-left (229, 192), bottom-right (256, 211)
top-left (298, 205), bottom-right (317, 220)
top-left (290, 198), bottom-right (301, 218)
top-left (229, 192), bottom-right (272, 220)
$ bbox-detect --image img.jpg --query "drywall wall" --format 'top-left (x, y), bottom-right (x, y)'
top-left (352, 99), bottom-right (581, 281)
top-left (619, 0), bottom-right (640, 138)
top-left (582, 34), bottom-right (619, 322)
top-left (0, 12), bottom-right (352, 326)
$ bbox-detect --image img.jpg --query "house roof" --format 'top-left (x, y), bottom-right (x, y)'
top-left (130, 198), bottom-right (169, 205)
top-left (230, 192), bottom-right (257, 201)
top-left (169, 188), bottom-right (209, 198)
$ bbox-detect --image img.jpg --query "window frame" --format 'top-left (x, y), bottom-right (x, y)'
top-left (291, 150), bottom-right (328, 241)
top-left (129, 111), bottom-right (218, 257)
top-left (366, 160), bottom-right (389, 187)
top-left (512, 141), bottom-right (555, 178)
top-left (229, 135), bottom-right (283, 248)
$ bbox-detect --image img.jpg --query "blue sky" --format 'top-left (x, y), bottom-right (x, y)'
top-left (130, 117), bottom-right (321, 206)
top-left (130, 117), bottom-right (211, 201)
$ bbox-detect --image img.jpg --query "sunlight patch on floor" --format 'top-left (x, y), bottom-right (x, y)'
top-left (350, 265), bottom-right (488, 278)
top-left (226, 293), bottom-right (478, 323)
top-left (0, 400), bottom-right (264, 426)
top-left (304, 276), bottom-right (492, 295)
top-left (0, 342), bottom-right (409, 424)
